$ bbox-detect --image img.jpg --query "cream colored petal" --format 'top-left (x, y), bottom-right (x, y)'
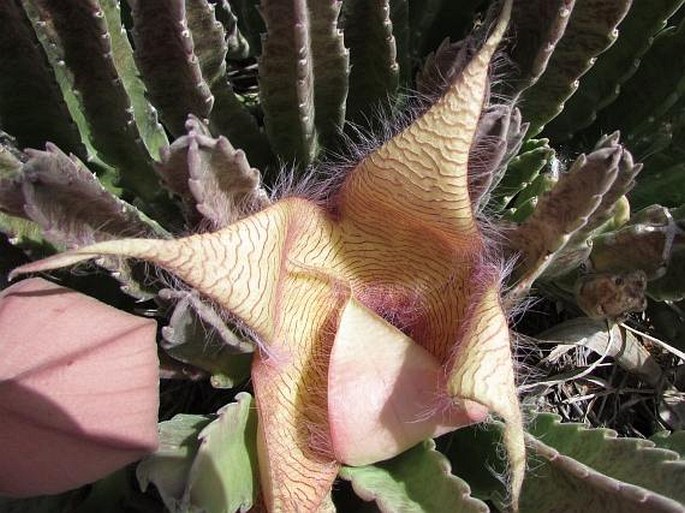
top-left (11, 200), bottom-right (297, 339)
top-left (447, 278), bottom-right (524, 510)
top-left (252, 274), bottom-right (344, 512)
top-left (329, 298), bottom-right (488, 466)
top-left (9, 4), bottom-right (520, 512)
top-left (338, 0), bottom-right (512, 242)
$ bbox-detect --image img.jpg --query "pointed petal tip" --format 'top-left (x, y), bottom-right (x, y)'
top-left (9, 252), bottom-right (95, 281)
top-left (504, 413), bottom-right (525, 512)
top-left (494, 0), bottom-right (513, 40)
top-left (9, 238), bottom-right (167, 281)
top-left (445, 278), bottom-right (524, 510)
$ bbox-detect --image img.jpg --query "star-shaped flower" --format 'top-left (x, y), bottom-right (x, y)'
top-left (13, 1), bottom-right (523, 511)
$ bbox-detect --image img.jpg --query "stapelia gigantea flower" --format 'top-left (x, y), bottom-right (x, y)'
top-left (0, 278), bottom-right (159, 497)
top-left (12, 1), bottom-right (524, 510)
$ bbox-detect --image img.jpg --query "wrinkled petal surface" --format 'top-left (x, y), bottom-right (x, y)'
top-left (9, 2), bottom-right (524, 510)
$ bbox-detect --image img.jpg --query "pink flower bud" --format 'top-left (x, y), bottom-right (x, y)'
top-left (0, 278), bottom-right (159, 497)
